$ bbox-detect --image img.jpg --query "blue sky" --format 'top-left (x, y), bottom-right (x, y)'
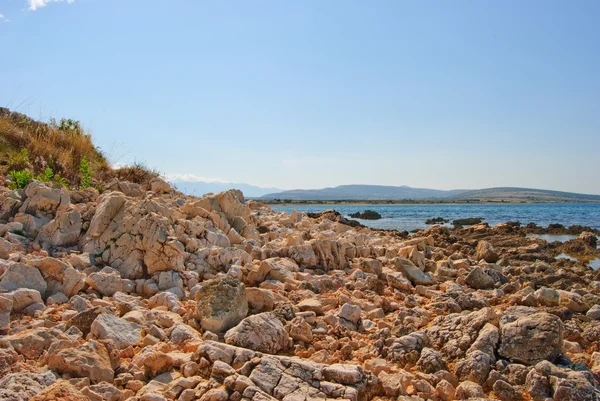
top-left (1, 1), bottom-right (599, 193)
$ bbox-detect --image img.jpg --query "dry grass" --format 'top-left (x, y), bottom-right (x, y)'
top-left (114, 162), bottom-right (160, 187)
top-left (0, 108), bottom-right (112, 186)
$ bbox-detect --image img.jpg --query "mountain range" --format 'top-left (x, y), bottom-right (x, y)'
top-left (168, 180), bottom-right (600, 202)
top-left (260, 185), bottom-right (600, 202)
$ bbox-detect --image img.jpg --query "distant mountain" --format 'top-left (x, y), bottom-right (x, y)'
top-left (260, 185), bottom-right (469, 200)
top-left (260, 185), bottom-right (600, 202)
top-left (170, 181), bottom-right (283, 198)
top-left (450, 187), bottom-right (600, 202)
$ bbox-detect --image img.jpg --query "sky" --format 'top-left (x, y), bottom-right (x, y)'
top-left (1, 1), bottom-right (599, 193)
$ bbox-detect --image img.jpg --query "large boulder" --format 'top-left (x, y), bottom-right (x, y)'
top-left (19, 182), bottom-right (69, 218)
top-left (0, 263), bottom-right (47, 295)
top-left (225, 312), bottom-right (291, 354)
top-left (5, 288), bottom-right (43, 312)
top-left (81, 191), bottom-right (185, 279)
top-left (47, 340), bottom-right (115, 384)
top-left (36, 209), bottom-right (82, 248)
top-left (30, 258), bottom-right (83, 298)
top-left (498, 307), bottom-right (563, 365)
top-left (90, 313), bottom-right (143, 349)
top-left (195, 277), bottom-right (248, 333)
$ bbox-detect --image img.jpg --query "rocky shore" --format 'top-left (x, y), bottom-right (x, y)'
top-left (1, 179), bottom-right (600, 401)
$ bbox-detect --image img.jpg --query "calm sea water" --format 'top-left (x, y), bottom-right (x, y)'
top-left (271, 203), bottom-right (600, 232)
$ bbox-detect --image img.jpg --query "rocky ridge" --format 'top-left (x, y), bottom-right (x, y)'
top-left (1, 178), bottom-right (600, 400)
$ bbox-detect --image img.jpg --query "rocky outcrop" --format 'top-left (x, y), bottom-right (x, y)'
top-left (1, 180), bottom-right (600, 401)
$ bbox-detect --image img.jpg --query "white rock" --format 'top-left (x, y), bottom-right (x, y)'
top-left (90, 313), bottom-right (143, 349)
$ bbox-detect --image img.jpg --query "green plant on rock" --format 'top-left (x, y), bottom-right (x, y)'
top-left (79, 156), bottom-right (92, 189)
top-left (38, 167), bottom-right (55, 182)
top-left (8, 169), bottom-right (33, 190)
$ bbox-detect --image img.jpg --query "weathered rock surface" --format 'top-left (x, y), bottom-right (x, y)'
top-left (90, 313), bottom-right (143, 349)
top-left (225, 312), bottom-right (291, 354)
top-left (47, 340), bottom-right (115, 384)
top-left (195, 277), bottom-right (248, 333)
top-left (498, 308), bottom-right (564, 365)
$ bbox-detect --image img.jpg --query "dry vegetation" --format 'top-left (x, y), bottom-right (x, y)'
top-left (0, 108), bottom-right (159, 189)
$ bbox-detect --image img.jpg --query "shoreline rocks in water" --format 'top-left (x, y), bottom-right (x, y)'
top-left (1, 180), bottom-right (600, 400)
top-left (452, 217), bottom-right (484, 226)
top-left (425, 217), bottom-right (449, 224)
top-left (349, 210), bottom-right (382, 220)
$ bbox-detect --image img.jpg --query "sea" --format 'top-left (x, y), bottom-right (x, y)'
top-left (271, 203), bottom-right (600, 232)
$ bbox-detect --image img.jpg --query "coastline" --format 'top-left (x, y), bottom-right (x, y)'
top-left (258, 199), bottom-right (600, 206)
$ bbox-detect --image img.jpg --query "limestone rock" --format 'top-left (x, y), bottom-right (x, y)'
top-left (225, 312), bottom-right (291, 354)
top-left (392, 258), bottom-right (433, 285)
top-left (286, 316), bottom-right (313, 343)
top-left (0, 263), bottom-right (47, 295)
top-left (30, 257), bottom-right (83, 298)
top-left (0, 237), bottom-right (12, 259)
top-left (0, 371), bottom-right (56, 401)
top-left (90, 313), bottom-right (143, 349)
top-left (20, 181), bottom-right (68, 218)
top-left (36, 208), bottom-right (82, 248)
top-left (498, 308), bottom-right (563, 365)
top-left (5, 288), bottom-right (43, 312)
top-left (48, 340), bottom-right (115, 384)
top-left (475, 240), bottom-right (499, 263)
top-left (196, 277), bottom-right (248, 333)
top-left (535, 287), bottom-right (560, 307)
top-left (465, 267), bottom-right (495, 290)
top-left (0, 296), bottom-right (11, 330)
top-left (29, 381), bottom-right (90, 401)
top-left (338, 303), bottom-right (361, 325)
top-left (84, 267), bottom-right (122, 296)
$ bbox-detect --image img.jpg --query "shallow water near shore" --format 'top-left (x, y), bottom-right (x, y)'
top-left (526, 233), bottom-right (579, 243)
top-left (272, 202), bottom-right (600, 232)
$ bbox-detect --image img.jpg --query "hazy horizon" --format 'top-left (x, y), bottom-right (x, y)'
top-left (2, 1), bottom-right (599, 193)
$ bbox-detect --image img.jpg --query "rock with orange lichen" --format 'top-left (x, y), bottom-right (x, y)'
top-left (29, 381), bottom-right (90, 401)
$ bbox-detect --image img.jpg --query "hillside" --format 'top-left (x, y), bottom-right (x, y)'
top-left (261, 184), bottom-right (468, 200)
top-left (0, 108), bottom-right (160, 190)
top-left (451, 187), bottom-right (600, 202)
top-left (261, 184), bottom-right (600, 202)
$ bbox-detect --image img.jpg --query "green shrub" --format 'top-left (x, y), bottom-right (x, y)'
top-left (38, 167), bottom-right (55, 182)
top-left (79, 156), bottom-right (92, 189)
top-left (8, 169), bottom-right (33, 189)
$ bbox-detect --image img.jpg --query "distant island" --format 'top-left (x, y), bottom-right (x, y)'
top-left (258, 185), bottom-right (600, 204)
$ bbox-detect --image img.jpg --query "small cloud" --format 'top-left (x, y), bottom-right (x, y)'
top-left (29, 0), bottom-right (75, 11)
top-left (165, 173), bottom-right (229, 184)
top-left (0, 13), bottom-right (7, 21)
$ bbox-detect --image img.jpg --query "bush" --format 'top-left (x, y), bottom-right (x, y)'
top-left (80, 156), bottom-right (92, 188)
top-left (8, 169), bottom-right (34, 190)
top-left (114, 162), bottom-right (160, 187)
